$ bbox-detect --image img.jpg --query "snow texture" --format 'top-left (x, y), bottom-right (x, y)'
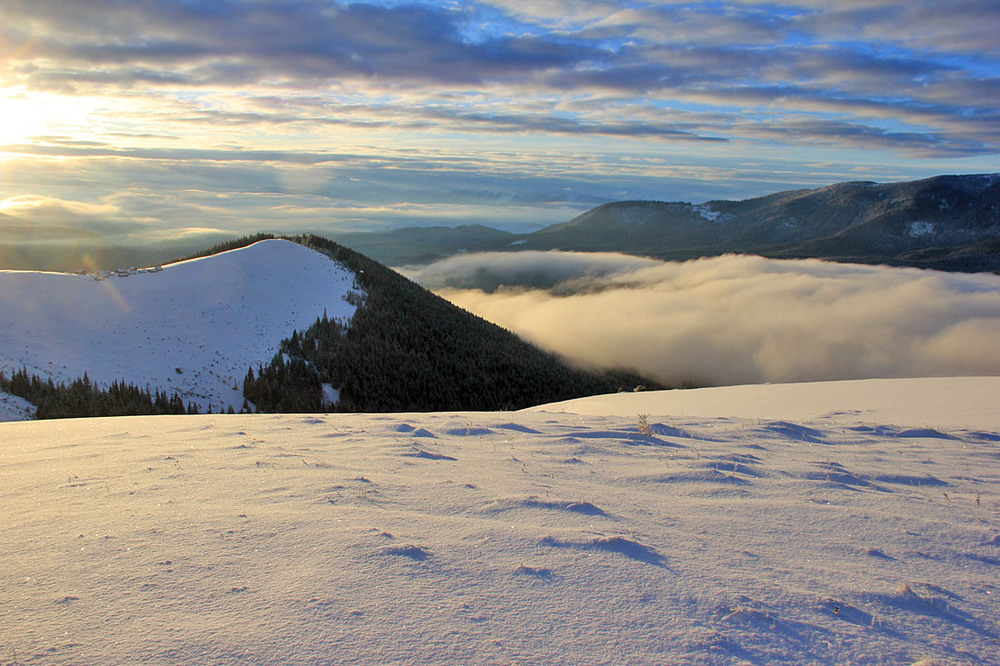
top-left (907, 221), bottom-right (936, 238)
top-left (0, 389), bottom-right (34, 421)
top-left (0, 240), bottom-right (358, 413)
top-left (690, 202), bottom-right (726, 223)
top-left (2, 377), bottom-right (998, 664)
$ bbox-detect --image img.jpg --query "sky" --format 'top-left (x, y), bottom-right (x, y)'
top-left (1, 0), bottom-right (999, 258)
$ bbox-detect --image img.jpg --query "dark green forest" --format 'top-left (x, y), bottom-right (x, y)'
top-left (244, 234), bottom-right (657, 412)
top-left (0, 368), bottom-right (199, 419)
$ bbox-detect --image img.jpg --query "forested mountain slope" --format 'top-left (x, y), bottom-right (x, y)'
top-left (246, 235), bottom-right (655, 412)
top-left (1, 235), bottom-right (654, 419)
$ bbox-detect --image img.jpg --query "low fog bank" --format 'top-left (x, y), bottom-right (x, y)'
top-left (409, 250), bottom-right (664, 293)
top-left (404, 252), bottom-right (1000, 387)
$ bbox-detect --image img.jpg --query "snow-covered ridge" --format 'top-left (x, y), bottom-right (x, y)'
top-left (0, 239), bottom-right (359, 414)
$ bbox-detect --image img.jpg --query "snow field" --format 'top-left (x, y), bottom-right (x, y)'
top-left (1, 378), bottom-right (998, 664)
top-left (0, 239), bottom-right (359, 413)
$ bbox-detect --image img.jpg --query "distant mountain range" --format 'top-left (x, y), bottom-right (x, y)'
top-left (335, 174), bottom-right (1000, 272)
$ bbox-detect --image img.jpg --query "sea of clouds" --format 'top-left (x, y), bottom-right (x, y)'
top-left (404, 251), bottom-right (1000, 387)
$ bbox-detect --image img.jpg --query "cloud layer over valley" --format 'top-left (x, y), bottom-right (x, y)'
top-left (407, 252), bottom-right (1000, 387)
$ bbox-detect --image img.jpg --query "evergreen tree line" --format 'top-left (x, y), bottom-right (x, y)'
top-left (0, 368), bottom-right (199, 419)
top-left (244, 234), bottom-right (658, 413)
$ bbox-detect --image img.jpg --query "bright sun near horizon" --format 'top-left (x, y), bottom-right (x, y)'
top-left (0, 88), bottom-right (69, 145)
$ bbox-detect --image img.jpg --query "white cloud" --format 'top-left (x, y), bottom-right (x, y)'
top-left (417, 251), bottom-right (1000, 386)
top-left (402, 250), bottom-right (662, 291)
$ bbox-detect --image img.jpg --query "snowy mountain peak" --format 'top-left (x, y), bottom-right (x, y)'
top-left (0, 239), bottom-right (360, 417)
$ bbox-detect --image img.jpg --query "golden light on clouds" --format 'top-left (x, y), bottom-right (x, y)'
top-left (0, 0), bottom-right (995, 251)
top-left (0, 87), bottom-right (114, 148)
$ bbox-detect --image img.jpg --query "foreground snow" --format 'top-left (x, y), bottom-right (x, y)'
top-left (531, 376), bottom-right (1000, 430)
top-left (0, 239), bottom-right (358, 413)
top-left (2, 378), bottom-right (998, 664)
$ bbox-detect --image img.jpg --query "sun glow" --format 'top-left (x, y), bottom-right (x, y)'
top-left (0, 88), bottom-right (52, 144)
top-left (0, 87), bottom-right (105, 146)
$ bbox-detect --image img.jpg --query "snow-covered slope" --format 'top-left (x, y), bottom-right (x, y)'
top-left (0, 389), bottom-right (34, 421)
top-left (530, 376), bottom-right (1000, 430)
top-left (1, 378), bottom-right (998, 664)
top-left (0, 239), bottom-right (359, 414)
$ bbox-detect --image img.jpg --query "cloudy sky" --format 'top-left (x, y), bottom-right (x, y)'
top-left (1, 0), bottom-right (999, 253)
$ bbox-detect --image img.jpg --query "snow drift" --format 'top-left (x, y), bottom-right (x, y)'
top-left (1, 378), bottom-right (998, 664)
